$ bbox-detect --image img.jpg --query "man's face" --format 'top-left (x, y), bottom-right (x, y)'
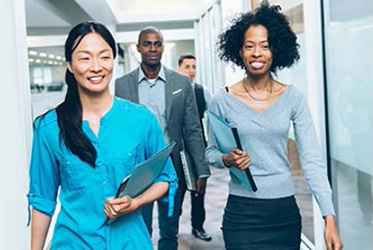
top-left (137, 31), bottom-right (164, 67)
top-left (178, 58), bottom-right (196, 82)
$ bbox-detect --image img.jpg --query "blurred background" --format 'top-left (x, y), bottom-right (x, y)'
top-left (1, 0), bottom-right (372, 249)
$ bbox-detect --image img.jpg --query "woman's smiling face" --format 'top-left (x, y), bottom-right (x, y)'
top-left (240, 25), bottom-right (273, 77)
top-left (67, 32), bottom-right (114, 95)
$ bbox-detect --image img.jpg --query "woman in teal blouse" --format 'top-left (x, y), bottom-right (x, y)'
top-left (28, 22), bottom-right (177, 250)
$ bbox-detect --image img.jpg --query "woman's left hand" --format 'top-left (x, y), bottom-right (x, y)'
top-left (324, 215), bottom-right (343, 250)
top-left (104, 196), bottom-right (139, 221)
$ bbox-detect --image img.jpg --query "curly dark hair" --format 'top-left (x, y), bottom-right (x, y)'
top-left (217, 2), bottom-right (299, 73)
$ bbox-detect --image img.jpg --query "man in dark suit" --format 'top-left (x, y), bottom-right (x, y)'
top-left (178, 54), bottom-right (212, 241)
top-left (115, 27), bottom-right (210, 250)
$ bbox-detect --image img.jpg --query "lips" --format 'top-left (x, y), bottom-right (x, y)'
top-left (148, 54), bottom-right (159, 60)
top-left (87, 75), bottom-right (105, 84)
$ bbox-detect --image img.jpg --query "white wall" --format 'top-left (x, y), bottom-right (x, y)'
top-left (194, 0), bottom-right (229, 94)
top-left (219, 0), bottom-right (250, 88)
top-left (0, 0), bottom-right (32, 248)
top-left (173, 40), bottom-right (195, 69)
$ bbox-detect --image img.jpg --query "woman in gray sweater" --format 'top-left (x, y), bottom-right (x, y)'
top-left (206, 2), bottom-right (342, 250)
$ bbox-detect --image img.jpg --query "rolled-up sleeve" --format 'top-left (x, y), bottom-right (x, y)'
top-left (146, 114), bottom-right (178, 217)
top-left (28, 120), bottom-right (60, 224)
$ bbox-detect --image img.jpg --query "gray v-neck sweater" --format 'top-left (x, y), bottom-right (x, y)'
top-left (206, 85), bottom-right (335, 216)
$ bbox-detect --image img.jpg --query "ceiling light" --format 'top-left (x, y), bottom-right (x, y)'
top-left (29, 50), bottom-right (38, 56)
top-left (28, 58), bottom-right (34, 63)
top-left (56, 56), bottom-right (62, 60)
top-left (35, 59), bottom-right (41, 63)
top-left (39, 53), bottom-right (47, 58)
top-left (48, 54), bottom-right (55, 59)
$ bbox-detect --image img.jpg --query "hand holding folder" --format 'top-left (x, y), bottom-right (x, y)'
top-left (208, 111), bottom-right (257, 192)
top-left (116, 141), bottom-right (176, 199)
top-left (105, 141), bottom-right (176, 224)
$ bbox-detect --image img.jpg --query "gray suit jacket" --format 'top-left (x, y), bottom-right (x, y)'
top-left (115, 67), bottom-right (210, 179)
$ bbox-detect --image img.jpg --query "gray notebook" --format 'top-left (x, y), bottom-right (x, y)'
top-left (180, 150), bottom-right (197, 191)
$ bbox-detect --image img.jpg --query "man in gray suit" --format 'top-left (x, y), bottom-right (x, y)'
top-left (115, 27), bottom-right (210, 250)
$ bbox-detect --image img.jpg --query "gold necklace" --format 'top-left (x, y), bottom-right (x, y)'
top-left (242, 77), bottom-right (273, 102)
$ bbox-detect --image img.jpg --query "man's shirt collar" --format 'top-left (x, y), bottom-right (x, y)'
top-left (138, 65), bottom-right (166, 84)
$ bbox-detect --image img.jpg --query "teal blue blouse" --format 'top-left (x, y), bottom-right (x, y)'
top-left (28, 97), bottom-right (177, 249)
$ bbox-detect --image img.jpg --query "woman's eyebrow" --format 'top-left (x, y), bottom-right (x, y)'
top-left (244, 39), bottom-right (268, 43)
top-left (76, 49), bottom-right (111, 54)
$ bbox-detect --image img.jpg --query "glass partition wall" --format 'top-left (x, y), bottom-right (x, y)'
top-left (323, 0), bottom-right (373, 249)
top-left (276, 2), bottom-right (316, 244)
top-left (28, 47), bottom-right (66, 119)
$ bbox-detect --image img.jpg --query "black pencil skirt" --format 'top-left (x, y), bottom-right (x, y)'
top-left (222, 195), bottom-right (302, 250)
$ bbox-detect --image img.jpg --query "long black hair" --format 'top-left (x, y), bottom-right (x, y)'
top-left (56, 21), bottom-right (117, 167)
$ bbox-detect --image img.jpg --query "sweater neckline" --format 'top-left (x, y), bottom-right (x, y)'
top-left (222, 85), bottom-right (292, 116)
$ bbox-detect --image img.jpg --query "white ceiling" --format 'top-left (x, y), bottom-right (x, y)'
top-left (106, 0), bottom-right (216, 23)
top-left (25, 0), bottom-right (216, 28)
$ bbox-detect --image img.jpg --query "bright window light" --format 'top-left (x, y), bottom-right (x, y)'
top-left (29, 50), bottom-right (38, 56)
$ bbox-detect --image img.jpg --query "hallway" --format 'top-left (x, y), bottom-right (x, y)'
top-left (1, 0), bottom-right (372, 249)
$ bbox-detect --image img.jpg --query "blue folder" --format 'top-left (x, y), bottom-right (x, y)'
top-left (106, 141), bottom-right (176, 224)
top-left (116, 141), bottom-right (177, 198)
top-left (208, 111), bottom-right (257, 192)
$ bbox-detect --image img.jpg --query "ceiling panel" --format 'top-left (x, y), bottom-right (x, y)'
top-left (106, 0), bottom-right (216, 23)
top-left (25, 0), bottom-right (70, 27)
